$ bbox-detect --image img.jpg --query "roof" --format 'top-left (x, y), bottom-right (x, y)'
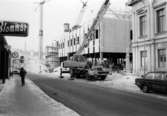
top-left (104, 8), bottom-right (131, 21)
top-left (127, 0), bottom-right (142, 6)
top-left (73, 0), bottom-right (131, 29)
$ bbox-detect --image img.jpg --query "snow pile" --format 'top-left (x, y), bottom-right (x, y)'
top-left (92, 72), bottom-right (141, 92)
top-left (110, 74), bottom-right (140, 91)
top-left (39, 67), bottom-right (71, 79)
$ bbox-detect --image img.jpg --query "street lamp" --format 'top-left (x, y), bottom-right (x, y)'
top-left (35, 0), bottom-right (51, 72)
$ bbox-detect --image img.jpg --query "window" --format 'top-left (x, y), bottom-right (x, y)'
top-left (74, 38), bottom-right (76, 45)
top-left (156, 8), bottom-right (165, 33)
top-left (130, 30), bottom-right (133, 40)
top-left (141, 51), bottom-right (147, 67)
top-left (63, 43), bottom-right (64, 48)
top-left (154, 73), bottom-right (162, 80)
top-left (162, 73), bottom-right (167, 80)
top-left (68, 40), bottom-right (70, 46)
top-left (71, 39), bottom-right (73, 46)
top-left (158, 49), bottom-right (166, 67)
top-left (139, 15), bottom-right (146, 37)
top-left (145, 73), bottom-right (154, 79)
top-left (96, 29), bottom-right (99, 39)
top-left (77, 37), bottom-right (79, 44)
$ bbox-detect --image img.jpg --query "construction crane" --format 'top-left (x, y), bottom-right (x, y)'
top-left (75, 0), bottom-right (110, 55)
top-left (61, 0), bottom-right (110, 79)
top-left (73, 0), bottom-right (88, 29)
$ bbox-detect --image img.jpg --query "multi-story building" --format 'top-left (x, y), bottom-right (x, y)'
top-left (59, 0), bottom-right (132, 70)
top-left (45, 42), bottom-right (59, 71)
top-left (128, 0), bottom-right (167, 74)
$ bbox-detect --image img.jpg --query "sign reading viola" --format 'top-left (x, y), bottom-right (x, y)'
top-left (0, 21), bottom-right (28, 37)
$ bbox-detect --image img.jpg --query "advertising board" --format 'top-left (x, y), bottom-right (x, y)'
top-left (0, 21), bottom-right (28, 37)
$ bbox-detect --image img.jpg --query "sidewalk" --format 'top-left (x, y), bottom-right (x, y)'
top-left (0, 76), bottom-right (79, 116)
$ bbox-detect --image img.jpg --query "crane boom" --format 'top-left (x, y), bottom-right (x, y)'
top-left (75, 0), bottom-right (110, 55)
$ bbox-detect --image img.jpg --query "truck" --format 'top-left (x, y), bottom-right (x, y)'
top-left (62, 55), bottom-right (91, 79)
top-left (61, 55), bottom-right (109, 80)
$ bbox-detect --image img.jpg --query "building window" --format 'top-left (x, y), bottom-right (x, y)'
top-left (63, 42), bottom-right (64, 48)
top-left (156, 8), bottom-right (165, 33)
top-left (130, 30), bottom-right (133, 40)
top-left (158, 49), bottom-right (166, 68)
top-left (141, 51), bottom-right (147, 68)
top-left (71, 39), bottom-right (73, 46)
top-left (77, 37), bottom-right (79, 44)
top-left (73, 38), bottom-right (76, 45)
top-left (96, 29), bottom-right (99, 39)
top-left (68, 40), bottom-right (69, 46)
top-left (139, 15), bottom-right (146, 37)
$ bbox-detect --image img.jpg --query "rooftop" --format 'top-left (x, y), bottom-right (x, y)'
top-left (127, 0), bottom-right (142, 6)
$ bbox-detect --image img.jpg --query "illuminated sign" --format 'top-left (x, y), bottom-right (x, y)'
top-left (0, 21), bottom-right (28, 37)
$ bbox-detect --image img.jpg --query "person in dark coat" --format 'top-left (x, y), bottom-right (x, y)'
top-left (20, 67), bottom-right (27, 86)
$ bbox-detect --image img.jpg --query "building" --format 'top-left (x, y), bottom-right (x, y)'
top-left (59, 0), bottom-right (132, 70)
top-left (0, 36), bottom-right (11, 83)
top-left (128, 0), bottom-right (167, 74)
top-left (45, 42), bottom-right (59, 72)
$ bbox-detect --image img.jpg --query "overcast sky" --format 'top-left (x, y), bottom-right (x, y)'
top-left (0, 0), bottom-right (128, 52)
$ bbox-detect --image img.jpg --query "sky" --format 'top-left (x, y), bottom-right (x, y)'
top-left (0, 0), bottom-right (129, 52)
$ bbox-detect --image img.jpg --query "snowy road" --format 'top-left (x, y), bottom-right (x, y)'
top-left (29, 73), bottom-right (167, 116)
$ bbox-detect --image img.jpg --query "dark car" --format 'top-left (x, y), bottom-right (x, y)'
top-left (87, 66), bottom-right (109, 80)
top-left (11, 70), bottom-right (20, 75)
top-left (135, 71), bottom-right (167, 93)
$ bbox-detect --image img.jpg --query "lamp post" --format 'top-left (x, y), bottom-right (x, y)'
top-left (38, 0), bottom-right (45, 72)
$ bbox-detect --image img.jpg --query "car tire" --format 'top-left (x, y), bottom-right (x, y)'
top-left (142, 85), bottom-right (149, 93)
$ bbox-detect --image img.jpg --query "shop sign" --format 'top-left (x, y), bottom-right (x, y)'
top-left (0, 21), bottom-right (28, 37)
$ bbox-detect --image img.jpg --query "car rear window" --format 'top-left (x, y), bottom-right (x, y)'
top-left (145, 72), bottom-right (167, 80)
top-left (154, 73), bottom-right (162, 80)
top-left (145, 73), bottom-right (154, 79)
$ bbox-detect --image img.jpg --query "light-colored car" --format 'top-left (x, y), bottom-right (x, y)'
top-left (88, 66), bottom-right (109, 80)
top-left (60, 62), bottom-right (70, 73)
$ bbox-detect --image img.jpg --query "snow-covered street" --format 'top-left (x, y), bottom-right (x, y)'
top-left (0, 76), bottom-right (79, 116)
top-left (42, 70), bottom-right (167, 101)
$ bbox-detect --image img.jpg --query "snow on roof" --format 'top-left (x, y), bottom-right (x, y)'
top-left (73, 0), bottom-right (131, 29)
top-left (104, 8), bottom-right (131, 21)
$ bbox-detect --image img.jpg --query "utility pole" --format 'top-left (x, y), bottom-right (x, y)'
top-left (39, 0), bottom-right (45, 72)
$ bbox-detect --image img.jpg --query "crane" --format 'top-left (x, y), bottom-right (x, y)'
top-left (73, 0), bottom-right (88, 29)
top-left (75, 0), bottom-right (110, 55)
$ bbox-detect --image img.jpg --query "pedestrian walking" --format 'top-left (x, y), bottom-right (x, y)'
top-left (20, 67), bottom-right (27, 86)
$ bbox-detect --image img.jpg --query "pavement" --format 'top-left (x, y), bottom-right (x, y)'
top-left (0, 75), bottom-right (79, 116)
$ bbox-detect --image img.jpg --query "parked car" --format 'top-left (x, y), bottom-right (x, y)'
top-left (135, 71), bottom-right (167, 93)
top-left (87, 66), bottom-right (109, 80)
top-left (12, 69), bottom-right (20, 75)
top-left (60, 62), bottom-right (70, 73)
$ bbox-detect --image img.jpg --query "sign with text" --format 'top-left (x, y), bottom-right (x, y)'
top-left (0, 21), bottom-right (29, 37)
